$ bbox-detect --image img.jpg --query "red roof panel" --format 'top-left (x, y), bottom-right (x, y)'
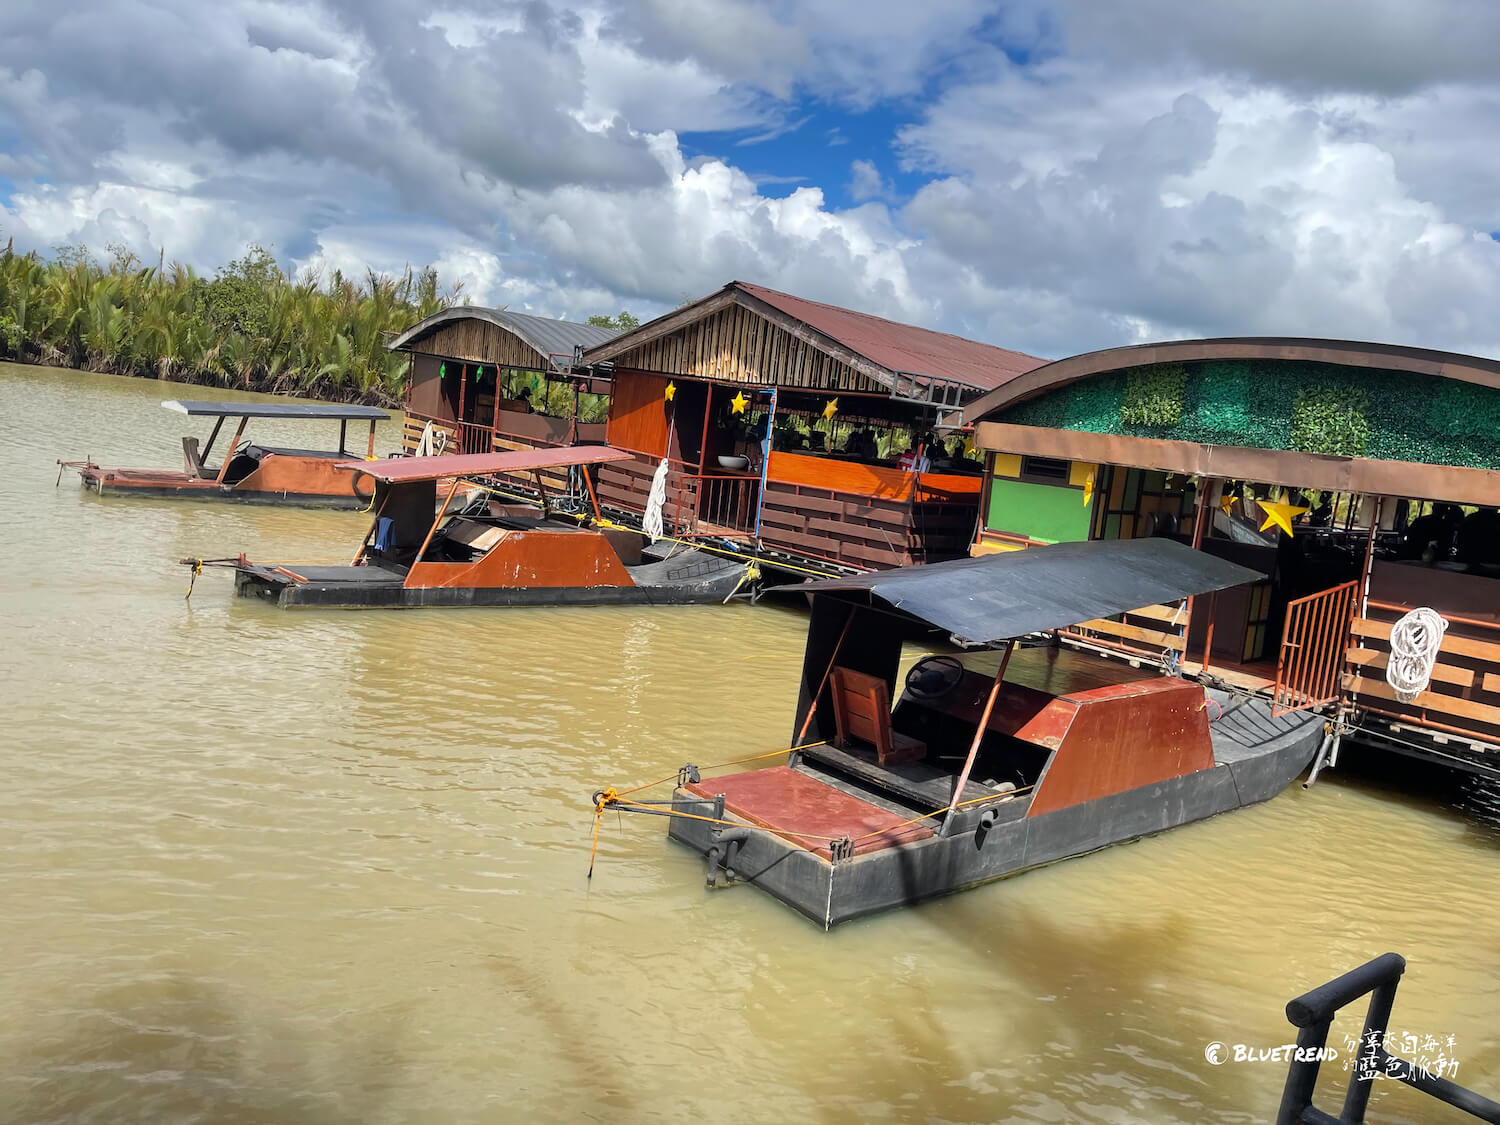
top-left (735, 281), bottom-right (1048, 392)
top-left (340, 445), bottom-right (633, 483)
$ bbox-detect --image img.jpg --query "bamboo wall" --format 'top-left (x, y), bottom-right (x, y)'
top-left (412, 321), bottom-right (549, 369)
top-left (610, 303), bottom-right (887, 392)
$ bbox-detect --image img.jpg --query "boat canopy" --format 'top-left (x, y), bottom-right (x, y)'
top-left (340, 445), bottom-right (634, 483)
top-left (772, 538), bottom-right (1261, 647)
top-left (162, 400), bottom-right (389, 420)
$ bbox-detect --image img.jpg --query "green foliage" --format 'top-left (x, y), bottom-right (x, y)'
top-left (587, 311), bottom-right (640, 332)
top-left (0, 234), bottom-right (459, 404)
top-left (1120, 362), bottom-right (1189, 427)
top-left (1000, 358), bottom-right (1500, 470)
top-left (1289, 384), bottom-right (1370, 457)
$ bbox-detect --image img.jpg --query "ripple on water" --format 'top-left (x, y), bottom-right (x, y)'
top-left (1, 363), bottom-right (1497, 1123)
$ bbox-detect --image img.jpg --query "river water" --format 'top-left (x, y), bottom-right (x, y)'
top-left (1, 361), bottom-right (1496, 1124)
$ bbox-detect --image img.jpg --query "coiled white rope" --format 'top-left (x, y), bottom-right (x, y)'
top-left (642, 457), bottom-right (670, 543)
top-left (1385, 607), bottom-right (1448, 703)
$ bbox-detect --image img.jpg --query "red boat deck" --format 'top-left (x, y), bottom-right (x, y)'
top-left (686, 766), bottom-right (933, 858)
top-left (83, 467), bottom-right (222, 489)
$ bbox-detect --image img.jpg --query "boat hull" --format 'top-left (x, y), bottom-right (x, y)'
top-left (666, 698), bottom-right (1322, 928)
top-left (233, 548), bottom-right (748, 609)
top-left (80, 467), bottom-right (372, 510)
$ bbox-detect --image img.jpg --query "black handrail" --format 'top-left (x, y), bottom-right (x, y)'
top-left (1277, 953), bottom-right (1500, 1124)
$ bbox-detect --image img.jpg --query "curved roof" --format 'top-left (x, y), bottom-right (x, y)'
top-left (387, 307), bottom-right (621, 370)
top-left (580, 280), bottom-right (1047, 394)
top-left (961, 336), bottom-right (1500, 423)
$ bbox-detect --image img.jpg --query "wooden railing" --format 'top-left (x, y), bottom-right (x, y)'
top-left (1061, 601), bottom-right (1189, 663)
top-left (401, 412), bottom-right (456, 455)
top-left (1345, 600), bottom-right (1500, 744)
top-left (1272, 580), bottom-right (1358, 716)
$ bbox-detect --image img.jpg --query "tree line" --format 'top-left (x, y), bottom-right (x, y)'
top-left (0, 239), bottom-right (459, 405)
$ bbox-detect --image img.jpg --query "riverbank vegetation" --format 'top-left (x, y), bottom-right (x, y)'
top-left (0, 239), bottom-right (456, 405)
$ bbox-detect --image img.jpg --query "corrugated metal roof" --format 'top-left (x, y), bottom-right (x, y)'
top-left (388, 307), bottom-right (621, 369)
top-left (735, 282), bottom-right (1048, 393)
top-left (340, 445), bottom-right (632, 483)
top-left (163, 400), bottom-right (388, 420)
top-left (770, 538), bottom-right (1260, 647)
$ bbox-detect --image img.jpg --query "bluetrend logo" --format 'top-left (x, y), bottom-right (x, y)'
top-left (1204, 1042), bottom-right (1337, 1066)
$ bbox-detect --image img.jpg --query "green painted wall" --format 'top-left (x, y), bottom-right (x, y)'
top-left (986, 478), bottom-right (1093, 544)
top-left (999, 359), bottom-right (1500, 469)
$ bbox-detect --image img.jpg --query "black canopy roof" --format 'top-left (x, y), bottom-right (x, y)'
top-left (772, 539), bottom-right (1261, 647)
top-left (163, 400), bottom-right (388, 420)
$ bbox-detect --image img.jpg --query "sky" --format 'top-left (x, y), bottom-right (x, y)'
top-left (3, 0), bottom-right (1499, 361)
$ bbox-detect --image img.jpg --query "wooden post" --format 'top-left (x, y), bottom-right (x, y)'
top-left (698, 381), bottom-right (713, 473)
top-left (199, 416), bottom-right (226, 464)
top-left (366, 419), bottom-right (377, 459)
top-left (1358, 495), bottom-right (1383, 620)
top-left (940, 640), bottom-right (1014, 837)
top-left (457, 363), bottom-right (467, 429)
top-left (350, 483), bottom-right (392, 565)
top-left (796, 608), bottom-right (857, 742)
top-left (214, 416), bottom-right (249, 484)
top-left (1181, 477), bottom-right (1219, 668)
top-left (338, 419), bottom-right (348, 457)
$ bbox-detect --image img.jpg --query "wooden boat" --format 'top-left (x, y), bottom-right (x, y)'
top-left (62, 400), bottom-right (390, 509)
top-left (226, 446), bottom-right (751, 608)
top-left (595, 539), bottom-right (1324, 927)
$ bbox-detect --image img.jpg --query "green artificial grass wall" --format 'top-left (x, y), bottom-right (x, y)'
top-left (999, 360), bottom-right (1500, 469)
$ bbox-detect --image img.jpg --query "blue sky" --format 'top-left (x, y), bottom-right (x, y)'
top-left (3, 1), bottom-right (1500, 359)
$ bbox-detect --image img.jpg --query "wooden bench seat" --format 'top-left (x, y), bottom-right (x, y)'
top-left (830, 667), bottom-right (926, 766)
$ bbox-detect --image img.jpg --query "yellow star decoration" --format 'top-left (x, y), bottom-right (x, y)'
top-left (1082, 472), bottom-right (1095, 508)
top-left (730, 390), bottom-right (749, 414)
top-left (822, 397), bottom-right (839, 420)
top-left (664, 381), bottom-right (676, 402)
top-left (1219, 493), bottom-right (1239, 517)
top-left (1257, 498), bottom-right (1310, 537)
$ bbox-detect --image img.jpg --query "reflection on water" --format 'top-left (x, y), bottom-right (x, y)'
top-left (1, 362), bottom-right (1497, 1124)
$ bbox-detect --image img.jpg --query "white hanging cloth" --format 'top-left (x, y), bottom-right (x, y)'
top-left (642, 458), bottom-right (670, 543)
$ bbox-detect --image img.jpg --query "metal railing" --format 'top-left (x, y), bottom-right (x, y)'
top-left (679, 473), bottom-right (760, 535)
top-left (452, 420), bottom-right (494, 455)
top-left (1273, 580), bottom-right (1358, 716)
top-left (1277, 953), bottom-right (1499, 1123)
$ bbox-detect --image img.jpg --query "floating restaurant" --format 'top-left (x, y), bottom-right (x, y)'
top-left (956, 338), bottom-right (1500, 776)
top-left (574, 281), bottom-right (1046, 575)
top-left (389, 307), bottom-right (619, 467)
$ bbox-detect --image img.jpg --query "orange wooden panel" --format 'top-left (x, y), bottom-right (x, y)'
top-left (767, 451), bottom-right (981, 501)
top-left (234, 455), bottom-right (373, 502)
top-left (606, 370), bottom-right (673, 458)
top-left (404, 528), bottom-right (635, 590)
top-left (1025, 678), bottom-right (1215, 817)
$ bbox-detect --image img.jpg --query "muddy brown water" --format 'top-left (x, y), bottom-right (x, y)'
top-left (2, 362), bottom-right (1497, 1124)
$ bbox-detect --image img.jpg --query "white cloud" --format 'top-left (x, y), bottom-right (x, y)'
top-left (2, 0), bottom-right (1500, 361)
top-left (848, 158), bottom-right (887, 202)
